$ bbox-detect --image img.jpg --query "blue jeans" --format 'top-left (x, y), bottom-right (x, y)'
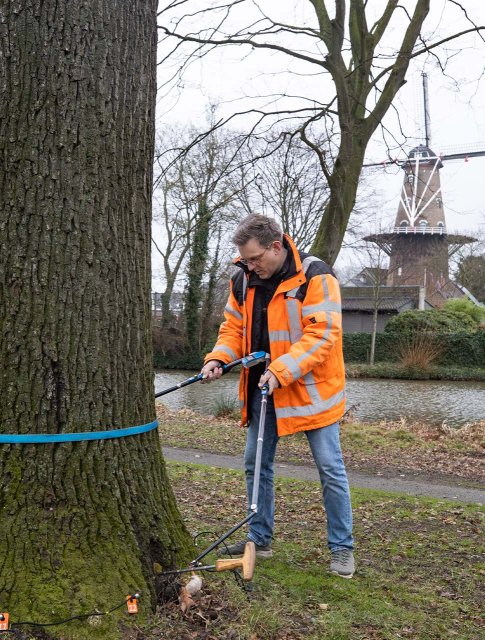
top-left (244, 392), bottom-right (354, 551)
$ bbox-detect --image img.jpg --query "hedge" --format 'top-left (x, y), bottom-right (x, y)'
top-left (153, 331), bottom-right (485, 370)
top-left (384, 309), bottom-right (479, 334)
top-left (343, 331), bottom-right (485, 367)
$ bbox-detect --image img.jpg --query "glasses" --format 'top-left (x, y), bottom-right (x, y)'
top-left (239, 244), bottom-right (273, 266)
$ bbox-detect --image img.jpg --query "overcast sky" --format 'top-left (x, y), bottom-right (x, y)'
top-left (154, 1), bottom-right (485, 287)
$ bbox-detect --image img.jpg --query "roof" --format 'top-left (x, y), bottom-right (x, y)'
top-left (407, 144), bottom-right (443, 168)
top-left (341, 285), bottom-right (426, 313)
top-left (342, 297), bottom-right (414, 312)
top-left (344, 267), bottom-right (388, 287)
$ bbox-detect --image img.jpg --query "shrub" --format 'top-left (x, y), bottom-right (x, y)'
top-left (212, 393), bottom-right (240, 420)
top-left (342, 333), bottom-right (372, 362)
top-left (438, 331), bottom-right (485, 367)
top-left (443, 298), bottom-right (485, 324)
top-left (153, 323), bottom-right (205, 369)
top-left (396, 332), bottom-right (444, 373)
top-left (384, 309), bottom-right (478, 334)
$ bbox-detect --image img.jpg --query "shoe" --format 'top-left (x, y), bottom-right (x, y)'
top-left (330, 549), bottom-right (355, 578)
top-left (219, 539), bottom-right (273, 559)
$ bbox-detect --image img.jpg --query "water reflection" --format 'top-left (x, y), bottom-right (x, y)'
top-left (154, 370), bottom-right (485, 427)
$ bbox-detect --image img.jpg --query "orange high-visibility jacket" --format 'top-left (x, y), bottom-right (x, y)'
top-left (205, 235), bottom-right (346, 436)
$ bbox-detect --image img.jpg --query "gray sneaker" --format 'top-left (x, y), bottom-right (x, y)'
top-left (330, 549), bottom-right (355, 578)
top-left (219, 539), bottom-right (273, 559)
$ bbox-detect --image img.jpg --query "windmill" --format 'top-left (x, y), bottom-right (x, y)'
top-left (362, 73), bottom-right (485, 307)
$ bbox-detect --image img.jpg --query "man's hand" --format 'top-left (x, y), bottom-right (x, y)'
top-left (200, 360), bottom-right (224, 383)
top-left (258, 370), bottom-right (280, 396)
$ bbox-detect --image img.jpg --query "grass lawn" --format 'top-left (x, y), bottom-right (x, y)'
top-left (132, 462), bottom-right (484, 640)
top-left (156, 403), bottom-right (485, 485)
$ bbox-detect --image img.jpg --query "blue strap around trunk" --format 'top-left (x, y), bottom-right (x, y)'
top-left (0, 420), bottom-right (158, 444)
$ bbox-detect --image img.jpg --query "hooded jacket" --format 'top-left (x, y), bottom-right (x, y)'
top-left (205, 234), bottom-right (346, 436)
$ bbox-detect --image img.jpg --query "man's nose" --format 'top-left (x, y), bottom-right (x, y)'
top-left (247, 262), bottom-right (256, 271)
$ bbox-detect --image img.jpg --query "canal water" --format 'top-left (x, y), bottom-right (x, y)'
top-left (155, 370), bottom-right (485, 427)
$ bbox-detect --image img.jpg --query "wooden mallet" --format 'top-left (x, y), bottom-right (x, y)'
top-left (160, 541), bottom-right (257, 581)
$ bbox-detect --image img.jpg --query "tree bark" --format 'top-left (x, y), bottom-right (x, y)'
top-left (370, 307), bottom-right (378, 365)
top-left (0, 2), bottom-right (191, 638)
top-left (311, 137), bottom-right (367, 265)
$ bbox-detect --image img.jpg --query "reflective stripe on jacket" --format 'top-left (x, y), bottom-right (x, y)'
top-left (205, 235), bottom-right (346, 436)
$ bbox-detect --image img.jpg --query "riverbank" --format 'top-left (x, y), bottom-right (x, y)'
top-left (156, 363), bottom-right (485, 382)
top-left (345, 362), bottom-right (485, 381)
top-left (156, 404), bottom-right (485, 488)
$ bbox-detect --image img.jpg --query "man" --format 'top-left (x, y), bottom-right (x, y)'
top-left (201, 214), bottom-right (354, 578)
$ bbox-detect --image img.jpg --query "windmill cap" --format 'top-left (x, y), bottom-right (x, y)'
top-left (407, 144), bottom-right (443, 167)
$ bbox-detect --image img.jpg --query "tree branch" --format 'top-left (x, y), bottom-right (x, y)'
top-left (158, 25), bottom-right (329, 69)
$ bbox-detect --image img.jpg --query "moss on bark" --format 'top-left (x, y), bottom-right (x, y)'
top-left (0, 442), bottom-right (192, 639)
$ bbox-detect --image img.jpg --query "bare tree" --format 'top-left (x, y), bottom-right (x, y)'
top-left (153, 120), bottom-right (244, 353)
top-left (152, 168), bottom-right (192, 327)
top-left (352, 240), bottom-right (392, 364)
top-left (158, 1), bottom-right (485, 265)
top-left (450, 224), bottom-right (485, 302)
top-left (234, 135), bottom-right (330, 250)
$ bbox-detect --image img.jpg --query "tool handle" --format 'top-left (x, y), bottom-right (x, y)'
top-left (215, 558), bottom-right (243, 571)
top-left (215, 542), bottom-right (256, 580)
top-left (222, 351), bottom-right (267, 373)
top-left (155, 352), bottom-right (268, 399)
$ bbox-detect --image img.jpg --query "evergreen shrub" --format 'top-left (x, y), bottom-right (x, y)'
top-left (443, 298), bottom-right (485, 324)
top-left (384, 309), bottom-right (478, 334)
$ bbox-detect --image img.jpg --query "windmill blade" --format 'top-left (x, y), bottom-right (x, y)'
top-left (438, 148), bottom-right (485, 162)
top-left (364, 139), bottom-right (485, 168)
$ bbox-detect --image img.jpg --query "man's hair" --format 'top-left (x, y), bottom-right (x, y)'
top-left (232, 214), bottom-right (283, 247)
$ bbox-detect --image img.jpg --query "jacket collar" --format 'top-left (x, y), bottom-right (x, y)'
top-left (278, 234), bottom-right (306, 292)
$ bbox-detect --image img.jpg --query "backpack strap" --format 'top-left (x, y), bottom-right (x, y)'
top-left (286, 256), bottom-right (320, 298)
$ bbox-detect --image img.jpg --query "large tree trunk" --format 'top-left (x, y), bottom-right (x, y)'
top-left (0, 2), bottom-right (191, 638)
top-left (311, 138), bottom-right (366, 265)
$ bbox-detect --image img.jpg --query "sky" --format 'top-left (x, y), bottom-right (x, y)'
top-left (153, 1), bottom-right (485, 289)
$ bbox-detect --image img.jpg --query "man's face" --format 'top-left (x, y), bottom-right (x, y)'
top-left (238, 238), bottom-right (284, 279)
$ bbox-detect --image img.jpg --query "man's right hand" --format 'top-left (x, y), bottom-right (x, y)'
top-left (200, 360), bottom-right (224, 383)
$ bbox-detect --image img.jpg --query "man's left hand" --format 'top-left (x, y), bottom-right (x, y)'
top-left (258, 370), bottom-right (280, 396)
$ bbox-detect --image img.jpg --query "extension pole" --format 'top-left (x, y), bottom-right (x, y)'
top-left (190, 511), bottom-right (256, 566)
top-left (190, 380), bottom-right (269, 567)
top-left (250, 383), bottom-right (268, 512)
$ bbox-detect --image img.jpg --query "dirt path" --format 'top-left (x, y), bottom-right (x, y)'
top-left (163, 446), bottom-right (485, 505)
